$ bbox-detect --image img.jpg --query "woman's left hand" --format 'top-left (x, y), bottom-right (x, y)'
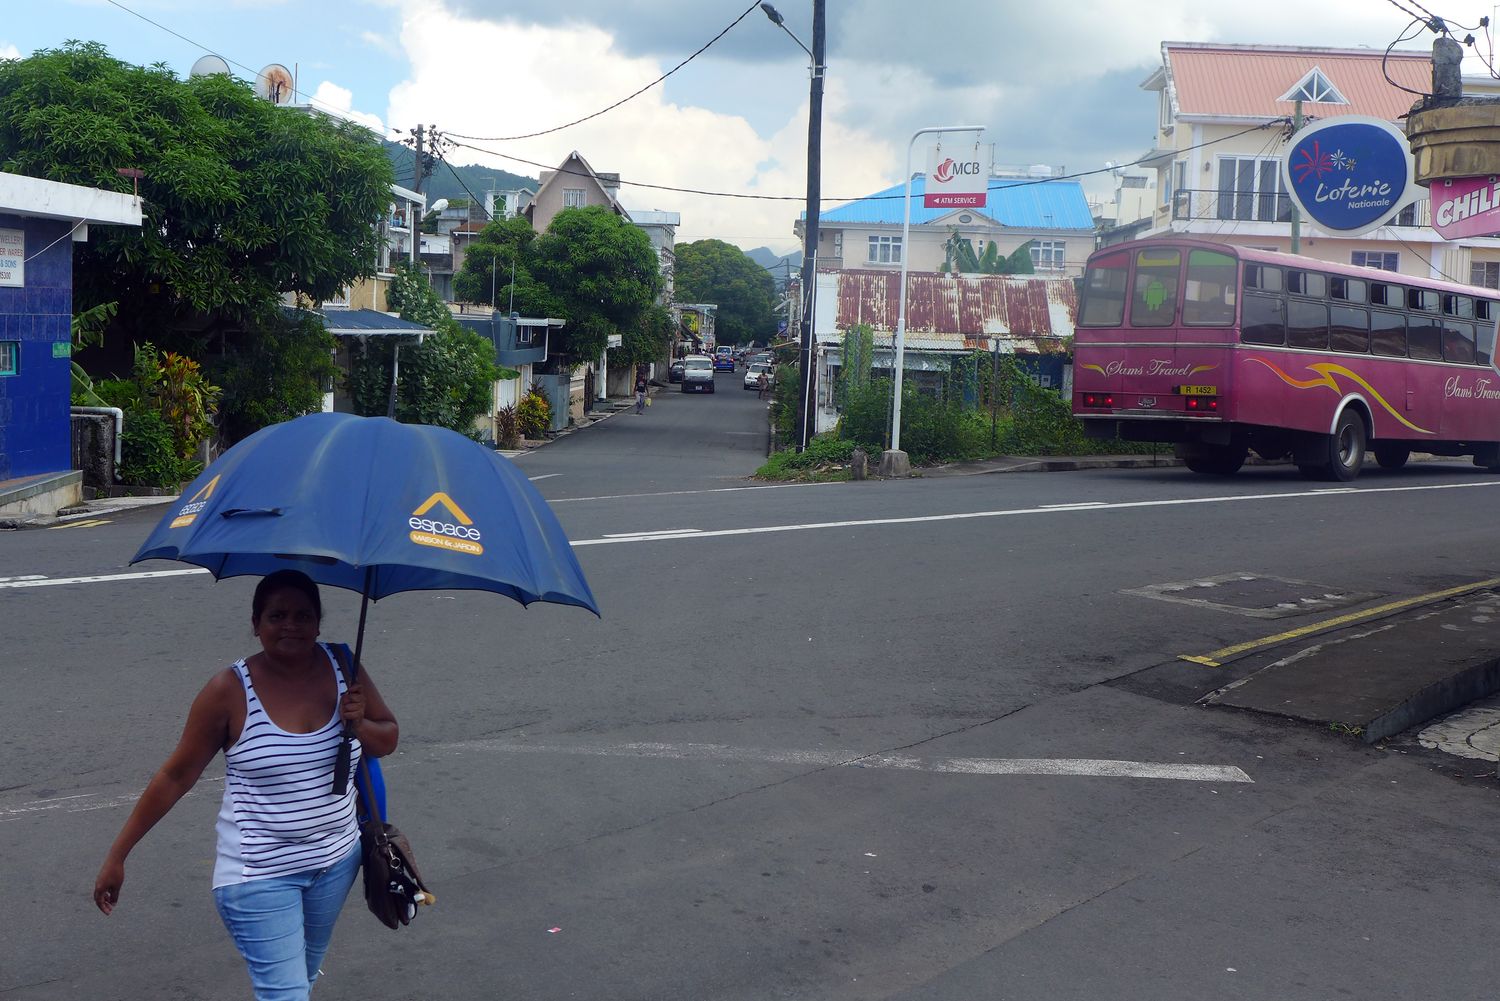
top-left (340, 684), bottom-right (367, 726)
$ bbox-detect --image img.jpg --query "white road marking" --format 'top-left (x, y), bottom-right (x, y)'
top-left (0, 575), bottom-right (46, 583)
top-left (571, 479), bottom-right (1500, 547)
top-left (602, 528), bottom-right (702, 538)
top-left (527, 473), bottom-right (562, 481)
top-left (0, 568), bottom-right (210, 589)
top-left (549, 481), bottom-right (844, 503)
top-left (0, 778), bottom-right (222, 823)
top-left (448, 738), bottom-right (1252, 783)
top-left (1040, 502), bottom-right (1108, 509)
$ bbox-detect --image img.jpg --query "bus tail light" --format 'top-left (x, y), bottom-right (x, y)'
top-left (1184, 396), bottom-right (1219, 412)
top-left (1081, 392), bottom-right (1116, 408)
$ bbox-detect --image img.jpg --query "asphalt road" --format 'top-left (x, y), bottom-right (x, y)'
top-left (4, 368), bottom-right (1500, 1000)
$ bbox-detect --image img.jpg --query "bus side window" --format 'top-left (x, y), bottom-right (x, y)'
top-left (1443, 319), bottom-right (1476, 364)
top-left (1288, 271), bottom-right (1327, 298)
top-left (1331, 277), bottom-right (1367, 303)
top-left (1287, 299), bottom-right (1329, 349)
top-left (1078, 252), bottom-right (1129, 326)
top-left (1130, 249), bottom-right (1181, 327)
top-left (1242, 293), bottom-right (1285, 345)
top-left (1408, 313), bottom-right (1443, 360)
top-left (1478, 301), bottom-right (1497, 365)
top-left (1245, 264), bottom-right (1283, 292)
top-left (1371, 282), bottom-right (1396, 308)
top-left (1330, 304), bottom-right (1370, 353)
top-left (1371, 310), bottom-right (1407, 357)
top-left (1407, 288), bottom-right (1439, 312)
top-left (1442, 293), bottom-right (1474, 319)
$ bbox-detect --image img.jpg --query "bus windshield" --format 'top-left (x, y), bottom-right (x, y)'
top-left (1130, 249), bottom-right (1181, 326)
top-left (1078, 250), bottom-right (1128, 326)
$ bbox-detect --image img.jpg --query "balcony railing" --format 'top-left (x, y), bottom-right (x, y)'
top-left (1171, 189), bottom-right (1428, 227)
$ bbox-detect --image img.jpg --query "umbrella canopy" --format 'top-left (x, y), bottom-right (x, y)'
top-left (133, 412), bottom-right (598, 614)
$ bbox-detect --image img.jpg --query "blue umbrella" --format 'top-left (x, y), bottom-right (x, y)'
top-left (135, 412), bottom-right (597, 614)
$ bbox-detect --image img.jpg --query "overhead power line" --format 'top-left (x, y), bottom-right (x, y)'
top-left (444, 119), bottom-right (1286, 205)
top-left (446, 0), bottom-right (762, 142)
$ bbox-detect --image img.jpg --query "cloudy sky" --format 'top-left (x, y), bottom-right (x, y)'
top-left (11, 0), bottom-right (1499, 253)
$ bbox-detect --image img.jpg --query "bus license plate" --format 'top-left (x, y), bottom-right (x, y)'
top-left (1177, 385), bottom-right (1217, 396)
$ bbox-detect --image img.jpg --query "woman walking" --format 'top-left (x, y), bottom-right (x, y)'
top-left (94, 569), bottom-right (399, 1000)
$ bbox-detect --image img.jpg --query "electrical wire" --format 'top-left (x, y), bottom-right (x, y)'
top-left (1383, 16), bottom-right (1434, 97)
top-left (446, 0), bottom-right (762, 142)
top-left (443, 119), bottom-right (1286, 205)
top-left (1392, 234), bottom-right (1465, 284)
top-left (440, 155), bottom-right (495, 222)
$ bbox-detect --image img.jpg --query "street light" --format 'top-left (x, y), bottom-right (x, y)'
top-left (762, 0), bottom-right (824, 452)
top-left (883, 125), bottom-right (984, 475)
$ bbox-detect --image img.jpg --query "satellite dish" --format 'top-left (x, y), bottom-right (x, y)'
top-left (255, 63), bottom-right (294, 105)
top-left (428, 199), bottom-right (450, 214)
top-left (190, 54), bottom-right (231, 78)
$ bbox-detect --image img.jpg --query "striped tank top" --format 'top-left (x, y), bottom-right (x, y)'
top-left (212, 643), bottom-right (361, 888)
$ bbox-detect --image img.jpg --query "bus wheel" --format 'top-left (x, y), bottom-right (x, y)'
top-left (1324, 410), bottom-right (1367, 482)
top-left (1183, 444), bottom-right (1246, 475)
top-left (1373, 444), bottom-right (1410, 470)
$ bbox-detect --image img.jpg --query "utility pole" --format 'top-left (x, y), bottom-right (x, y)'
top-left (410, 124), bottom-right (425, 266)
top-left (1290, 100), bottom-right (1302, 254)
top-left (793, 0), bottom-right (826, 452)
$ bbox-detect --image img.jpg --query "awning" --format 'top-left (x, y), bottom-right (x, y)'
top-left (290, 307), bottom-right (435, 339)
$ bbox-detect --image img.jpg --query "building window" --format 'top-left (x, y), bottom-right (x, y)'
top-left (867, 235), bottom-right (901, 264)
top-left (1216, 157), bottom-right (1291, 222)
top-left (563, 188), bottom-right (586, 208)
top-left (1280, 67), bottom-right (1349, 105)
top-left (1471, 261), bottom-right (1500, 289)
top-left (832, 231), bottom-right (843, 259)
top-left (1030, 240), bottom-right (1066, 271)
top-left (1395, 203), bottom-right (1417, 226)
top-left (0, 340), bottom-right (16, 376)
top-left (1352, 251), bottom-right (1399, 272)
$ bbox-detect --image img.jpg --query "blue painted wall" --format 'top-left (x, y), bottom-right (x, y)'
top-left (0, 214), bottom-right (74, 481)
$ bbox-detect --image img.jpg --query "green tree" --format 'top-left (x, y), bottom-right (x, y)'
top-left (451, 216), bottom-right (561, 317)
top-left (530, 206), bottom-right (661, 370)
top-left (210, 309), bottom-right (338, 444)
top-left (675, 239), bottom-right (777, 346)
top-left (346, 264), bottom-right (500, 434)
top-left (0, 42), bottom-right (394, 441)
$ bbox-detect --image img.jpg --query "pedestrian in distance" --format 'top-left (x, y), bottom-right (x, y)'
top-left (757, 370), bottom-right (770, 401)
top-left (636, 373), bottom-right (648, 414)
top-left (94, 569), bottom-right (399, 1001)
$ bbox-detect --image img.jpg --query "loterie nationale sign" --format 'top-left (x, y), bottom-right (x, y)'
top-left (1281, 116), bottom-right (1417, 236)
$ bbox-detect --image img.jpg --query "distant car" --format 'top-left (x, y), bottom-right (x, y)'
top-left (681, 354), bottom-right (715, 393)
top-left (669, 359), bottom-right (685, 383)
top-left (713, 354), bottom-right (735, 372)
top-left (744, 363), bottom-right (772, 391)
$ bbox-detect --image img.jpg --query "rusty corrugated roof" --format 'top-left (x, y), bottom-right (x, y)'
top-left (1166, 43), bottom-right (1430, 121)
top-left (825, 270), bottom-right (1076, 350)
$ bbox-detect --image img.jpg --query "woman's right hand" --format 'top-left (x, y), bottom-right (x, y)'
top-left (94, 856), bottom-right (124, 915)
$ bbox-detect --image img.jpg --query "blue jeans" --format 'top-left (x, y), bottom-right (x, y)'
top-left (213, 843), bottom-right (362, 1001)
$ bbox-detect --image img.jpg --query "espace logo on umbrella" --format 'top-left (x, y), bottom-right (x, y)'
top-left (408, 492), bottom-right (484, 555)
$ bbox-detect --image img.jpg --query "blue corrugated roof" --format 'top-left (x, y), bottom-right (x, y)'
top-left (811, 177), bottom-right (1094, 230)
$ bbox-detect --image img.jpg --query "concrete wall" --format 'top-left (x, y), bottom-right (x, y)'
top-left (0, 214), bottom-right (76, 480)
top-left (817, 222), bottom-right (1090, 277)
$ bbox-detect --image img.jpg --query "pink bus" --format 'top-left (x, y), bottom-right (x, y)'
top-left (1073, 238), bottom-right (1500, 480)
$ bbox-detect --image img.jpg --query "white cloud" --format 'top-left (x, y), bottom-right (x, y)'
top-left (384, 2), bottom-right (901, 253)
top-left (310, 80), bottom-right (387, 135)
top-left (0, 43), bottom-right (20, 61)
top-left (359, 30), bottom-right (402, 58)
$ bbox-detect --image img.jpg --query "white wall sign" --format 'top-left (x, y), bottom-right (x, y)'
top-left (925, 140), bottom-right (991, 209)
top-left (0, 228), bottom-right (24, 287)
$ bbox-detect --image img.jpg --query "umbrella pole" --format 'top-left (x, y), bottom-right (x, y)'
top-left (352, 566), bottom-right (373, 679)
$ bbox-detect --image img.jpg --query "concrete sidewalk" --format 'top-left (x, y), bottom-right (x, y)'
top-left (923, 453), bottom-right (1182, 476)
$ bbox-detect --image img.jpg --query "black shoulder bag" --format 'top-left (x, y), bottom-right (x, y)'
top-left (329, 644), bottom-right (435, 930)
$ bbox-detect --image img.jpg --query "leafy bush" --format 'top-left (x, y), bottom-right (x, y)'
top-left (496, 404), bottom-right (521, 450)
top-left (120, 409), bottom-right (199, 487)
top-left (517, 388), bottom-right (551, 439)
top-left (769, 363), bottom-right (798, 442)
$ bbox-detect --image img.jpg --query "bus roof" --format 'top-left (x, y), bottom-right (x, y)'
top-left (1091, 237), bottom-right (1498, 299)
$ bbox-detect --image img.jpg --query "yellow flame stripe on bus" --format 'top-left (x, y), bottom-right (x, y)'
top-left (1244, 357), bottom-right (1434, 435)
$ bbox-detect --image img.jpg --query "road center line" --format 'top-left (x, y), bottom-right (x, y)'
top-left (571, 479), bottom-right (1500, 547)
top-left (446, 738), bottom-right (1252, 783)
top-left (0, 568), bottom-right (211, 590)
top-left (527, 473), bottom-right (562, 482)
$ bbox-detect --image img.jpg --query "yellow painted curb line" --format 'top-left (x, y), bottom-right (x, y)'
top-left (1178, 575), bottom-right (1500, 668)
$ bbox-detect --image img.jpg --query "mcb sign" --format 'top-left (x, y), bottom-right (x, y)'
top-left (925, 143), bottom-right (991, 209)
top-left (1281, 115), bottom-right (1417, 236)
